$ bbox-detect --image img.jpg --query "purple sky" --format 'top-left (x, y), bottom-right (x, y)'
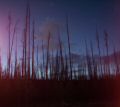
top-left (0, 0), bottom-right (119, 68)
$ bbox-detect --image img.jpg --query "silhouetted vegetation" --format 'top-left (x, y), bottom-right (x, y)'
top-left (0, 4), bottom-right (119, 81)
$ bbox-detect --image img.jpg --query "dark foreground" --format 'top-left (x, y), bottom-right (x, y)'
top-left (0, 79), bottom-right (119, 107)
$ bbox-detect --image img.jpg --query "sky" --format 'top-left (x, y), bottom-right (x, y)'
top-left (0, 0), bottom-right (119, 67)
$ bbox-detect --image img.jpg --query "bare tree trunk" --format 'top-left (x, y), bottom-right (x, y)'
top-left (7, 20), bottom-right (18, 78)
top-left (104, 30), bottom-right (110, 76)
top-left (36, 44), bottom-right (39, 79)
top-left (32, 21), bottom-right (35, 79)
top-left (24, 3), bottom-right (31, 79)
top-left (7, 13), bottom-right (11, 76)
top-left (57, 28), bottom-right (64, 80)
top-left (66, 16), bottom-right (72, 80)
top-left (22, 29), bottom-right (25, 79)
top-left (85, 40), bottom-right (92, 79)
top-left (24, 27), bottom-right (27, 79)
top-left (46, 33), bottom-right (51, 79)
top-left (27, 3), bottom-right (31, 79)
top-left (14, 24), bottom-right (18, 79)
top-left (96, 29), bottom-right (102, 76)
top-left (64, 48), bottom-right (68, 80)
top-left (90, 41), bottom-right (97, 79)
top-left (0, 49), bottom-right (2, 79)
top-left (55, 49), bottom-right (59, 80)
top-left (50, 47), bottom-right (54, 79)
top-left (113, 45), bottom-right (119, 75)
top-left (42, 40), bottom-right (45, 79)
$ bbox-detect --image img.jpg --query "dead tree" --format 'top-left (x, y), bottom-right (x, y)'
top-left (8, 20), bottom-right (18, 78)
top-left (66, 16), bottom-right (72, 80)
top-left (104, 30), bottom-right (110, 76)
top-left (24, 27), bottom-right (27, 78)
top-left (90, 41), bottom-right (97, 79)
top-left (27, 3), bottom-right (31, 79)
top-left (0, 49), bottom-right (2, 79)
top-left (36, 44), bottom-right (39, 79)
top-left (32, 21), bottom-right (35, 79)
top-left (55, 49), bottom-right (59, 80)
top-left (22, 29), bottom-right (25, 78)
top-left (14, 23), bottom-right (18, 79)
top-left (113, 45), bottom-right (119, 75)
top-left (85, 40), bottom-right (92, 79)
top-left (23, 3), bottom-right (30, 79)
top-left (57, 28), bottom-right (64, 80)
top-left (45, 32), bottom-right (51, 79)
top-left (64, 47), bottom-right (68, 80)
top-left (96, 28), bottom-right (102, 76)
top-left (42, 40), bottom-right (45, 79)
top-left (7, 13), bottom-right (11, 76)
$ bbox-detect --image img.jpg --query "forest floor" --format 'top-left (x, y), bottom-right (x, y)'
top-left (0, 79), bottom-right (119, 107)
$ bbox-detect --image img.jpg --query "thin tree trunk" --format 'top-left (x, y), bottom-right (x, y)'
top-left (57, 28), bottom-right (64, 80)
top-left (90, 41), bottom-right (97, 79)
top-left (66, 16), bottom-right (72, 80)
top-left (14, 24), bottom-right (18, 79)
top-left (27, 3), bottom-right (31, 79)
top-left (36, 44), bottom-right (39, 79)
top-left (104, 30), bottom-right (110, 76)
top-left (113, 45), bottom-right (119, 75)
top-left (22, 29), bottom-right (25, 79)
top-left (0, 49), bottom-right (2, 79)
top-left (96, 29), bottom-right (102, 76)
top-left (8, 13), bottom-right (11, 76)
top-left (32, 21), bottom-right (35, 79)
top-left (42, 40), bottom-right (45, 79)
top-left (46, 32), bottom-right (51, 79)
top-left (85, 40), bottom-right (92, 79)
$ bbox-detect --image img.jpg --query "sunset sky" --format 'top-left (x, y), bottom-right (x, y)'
top-left (0, 0), bottom-right (119, 68)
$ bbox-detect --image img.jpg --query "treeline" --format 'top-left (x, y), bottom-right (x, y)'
top-left (0, 4), bottom-right (119, 80)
